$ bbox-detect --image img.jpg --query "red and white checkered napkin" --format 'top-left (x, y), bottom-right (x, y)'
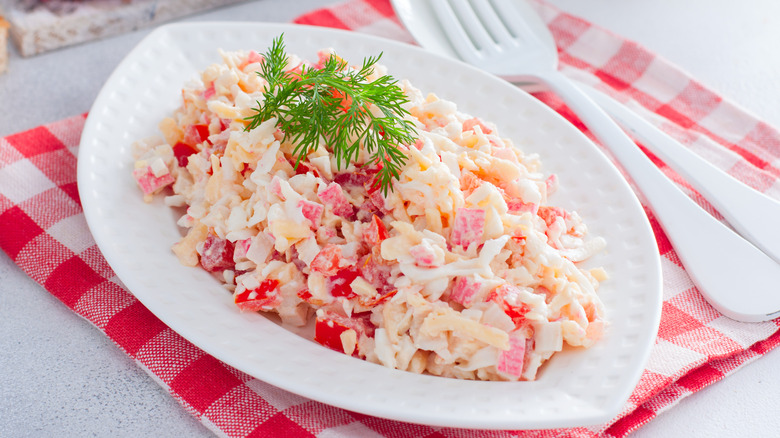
top-left (2, 0), bottom-right (780, 436)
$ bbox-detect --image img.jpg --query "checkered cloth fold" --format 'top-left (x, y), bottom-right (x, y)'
top-left (2, 0), bottom-right (779, 436)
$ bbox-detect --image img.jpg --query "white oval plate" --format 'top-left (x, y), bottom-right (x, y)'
top-left (77, 22), bottom-right (662, 430)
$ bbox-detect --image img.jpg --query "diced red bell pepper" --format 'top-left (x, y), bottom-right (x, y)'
top-left (289, 159), bottom-right (320, 177)
top-left (328, 266), bottom-right (360, 299)
top-left (234, 279), bottom-right (281, 312)
top-left (200, 234), bottom-right (235, 272)
top-left (297, 288), bottom-right (327, 306)
top-left (314, 317), bottom-right (352, 353)
top-left (183, 124), bottom-right (211, 147)
top-left (314, 311), bottom-right (373, 356)
top-left (173, 142), bottom-right (198, 167)
top-left (310, 244), bottom-right (342, 276)
top-left (362, 214), bottom-right (389, 247)
top-left (329, 88), bottom-right (355, 114)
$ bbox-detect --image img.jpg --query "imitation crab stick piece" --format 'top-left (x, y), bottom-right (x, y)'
top-left (537, 206), bottom-right (568, 227)
top-left (449, 276), bottom-right (482, 307)
top-left (232, 238), bottom-right (252, 262)
top-left (462, 117), bottom-right (492, 134)
top-left (317, 182), bottom-right (354, 217)
top-left (409, 241), bottom-right (442, 267)
top-left (497, 335), bottom-right (526, 378)
top-left (238, 50), bottom-right (263, 70)
top-left (450, 207), bottom-right (485, 250)
top-left (298, 199), bottom-right (324, 229)
top-left (132, 164), bottom-right (175, 195)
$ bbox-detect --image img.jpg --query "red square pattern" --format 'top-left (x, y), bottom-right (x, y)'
top-left (0, 137), bottom-right (25, 167)
top-left (749, 326), bottom-right (780, 355)
top-left (728, 158), bottom-right (777, 191)
top-left (604, 406), bottom-right (655, 438)
top-left (330, 0), bottom-right (391, 30)
top-left (134, 329), bottom-right (206, 385)
top-left (14, 232), bottom-right (74, 285)
top-left (656, 81), bottom-right (722, 129)
top-left (641, 383), bottom-right (690, 413)
top-left (666, 288), bottom-right (721, 324)
top-left (78, 245), bottom-right (115, 280)
top-left (0, 205), bottom-right (45, 259)
top-left (548, 13), bottom-right (591, 51)
top-left (246, 412), bottom-right (315, 438)
top-left (627, 370), bottom-right (674, 407)
top-left (283, 400), bottom-right (358, 435)
top-left (204, 384), bottom-right (279, 436)
top-left (656, 303), bottom-right (706, 341)
top-left (74, 279), bottom-right (135, 329)
top-left (28, 148), bottom-right (78, 188)
top-left (0, 193), bottom-right (13, 216)
top-left (743, 121), bottom-right (780, 161)
top-left (596, 41), bottom-right (654, 90)
top-left (675, 364), bottom-right (724, 392)
top-left (293, 8), bottom-right (349, 29)
top-left (352, 412), bottom-right (439, 438)
top-left (364, 0), bottom-right (395, 18)
top-left (43, 254), bottom-right (107, 309)
top-left (4, 126), bottom-right (66, 159)
top-left (672, 326), bottom-right (742, 357)
top-left (103, 300), bottom-right (170, 356)
top-left (18, 186), bottom-right (82, 230)
top-left (169, 354), bottom-right (245, 414)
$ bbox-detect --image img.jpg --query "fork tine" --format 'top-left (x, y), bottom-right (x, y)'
top-left (488, 0), bottom-right (535, 39)
top-left (469, 0), bottom-right (515, 46)
top-left (431, 0), bottom-right (488, 63)
top-left (447, 0), bottom-right (498, 51)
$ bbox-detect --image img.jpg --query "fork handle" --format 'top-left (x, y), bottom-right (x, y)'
top-left (580, 84), bottom-right (780, 265)
top-left (522, 70), bottom-right (780, 322)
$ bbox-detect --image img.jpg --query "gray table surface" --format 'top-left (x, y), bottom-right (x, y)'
top-left (2, 1), bottom-right (780, 437)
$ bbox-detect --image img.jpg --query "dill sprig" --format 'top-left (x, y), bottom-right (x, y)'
top-left (245, 34), bottom-right (417, 195)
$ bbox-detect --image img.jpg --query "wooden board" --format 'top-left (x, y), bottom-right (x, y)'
top-left (5, 0), bottom-right (248, 57)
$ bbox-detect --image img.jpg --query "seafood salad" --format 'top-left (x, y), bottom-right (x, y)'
top-left (132, 46), bottom-right (607, 381)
